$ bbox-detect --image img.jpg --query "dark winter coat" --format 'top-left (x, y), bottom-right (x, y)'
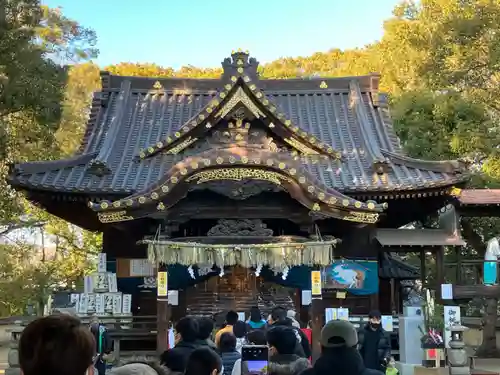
top-left (268, 354), bottom-right (310, 375)
top-left (221, 351), bottom-right (241, 375)
top-left (163, 341), bottom-right (199, 373)
top-left (299, 347), bottom-right (383, 375)
top-left (357, 324), bottom-right (391, 371)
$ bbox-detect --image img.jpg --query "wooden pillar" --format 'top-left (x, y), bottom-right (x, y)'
top-left (455, 246), bottom-right (462, 284)
top-left (311, 297), bottom-right (322, 362)
top-left (420, 250), bottom-right (426, 287)
top-left (435, 246), bottom-right (445, 301)
top-left (157, 263), bottom-right (171, 354)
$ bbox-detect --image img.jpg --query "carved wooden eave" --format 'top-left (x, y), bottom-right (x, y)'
top-left (89, 148), bottom-right (387, 224)
top-left (136, 67), bottom-right (341, 160)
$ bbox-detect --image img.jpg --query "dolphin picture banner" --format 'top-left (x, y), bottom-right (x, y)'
top-left (322, 260), bottom-right (378, 295)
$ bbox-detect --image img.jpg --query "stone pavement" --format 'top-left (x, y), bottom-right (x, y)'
top-left (475, 359), bottom-right (500, 373)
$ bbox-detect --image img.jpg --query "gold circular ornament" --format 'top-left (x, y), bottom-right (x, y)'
top-left (87, 201), bottom-right (93, 208)
top-left (113, 201), bottom-right (121, 208)
top-left (180, 168), bottom-right (187, 175)
top-left (198, 114), bottom-right (205, 121)
top-left (191, 161), bottom-right (199, 169)
top-left (206, 123), bottom-right (212, 128)
top-left (207, 107), bottom-right (213, 113)
top-left (182, 127), bottom-right (189, 133)
top-left (151, 192), bottom-right (159, 200)
top-left (310, 138), bottom-right (316, 144)
top-left (256, 92), bottom-right (263, 98)
top-left (138, 197), bottom-right (146, 204)
top-left (284, 120), bottom-right (291, 126)
top-left (216, 157), bottom-right (224, 164)
top-left (157, 202), bottom-right (165, 211)
top-left (278, 162), bottom-right (286, 169)
top-left (253, 158), bottom-right (261, 164)
top-left (139, 151), bottom-right (146, 158)
top-left (228, 156), bottom-right (236, 163)
top-left (241, 156), bottom-right (248, 164)
top-left (354, 201), bottom-right (362, 208)
top-left (231, 76), bottom-right (237, 82)
top-left (161, 185), bottom-right (169, 193)
top-left (147, 147), bottom-right (154, 153)
top-left (212, 99), bottom-right (220, 106)
top-left (175, 132), bottom-right (181, 138)
top-left (342, 199), bottom-right (349, 206)
top-left (263, 99), bottom-right (269, 105)
top-left (318, 192), bottom-right (325, 200)
top-left (367, 202), bottom-right (375, 210)
top-left (249, 84), bottom-right (256, 91)
top-left (237, 59), bottom-right (243, 65)
top-left (156, 141), bottom-right (163, 148)
top-left (266, 159), bottom-right (274, 166)
top-left (237, 67), bottom-right (244, 73)
top-left (126, 199), bottom-right (133, 206)
top-left (100, 202), bottom-right (109, 209)
top-left (307, 186), bottom-right (315, 193)
top-left (269, 107), bottom-right (276, 112)
top-left (329, 197), bottom-right (337, 204)
top-left (299, 176), bottom-right (306, 184)
top-left (327, 147), bottom-right (334, 153)
top-left (312, 203), bottom-right (320, 211)
top-left (225, 84), bottom-right (232, 90)
top-left (289, 168), bottom-right (297, 175)
top-left (166, 136), bottom-right (172, 143)
top-left (243, 76), bottom-right (250, 82)
top-left (220, 92), bottom-right (226, 98)
top-left (203, 159), bottom-right (211, 166)
top-left (171, 176), bottom-right (178, 183)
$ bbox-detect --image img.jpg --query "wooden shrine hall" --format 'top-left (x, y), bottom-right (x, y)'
top-left (7, 51), bottom-right (469, 352)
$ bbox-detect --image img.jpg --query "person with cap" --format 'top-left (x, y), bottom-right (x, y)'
top-left (299, 320), bottom-right (383, 375)
top-left (357, 310), bottom-right (391, 371)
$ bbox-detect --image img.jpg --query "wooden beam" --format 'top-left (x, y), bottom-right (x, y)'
top-left (435, 246), bottom-right (445, 301)
top-left (453, 285), bottom-right (500, 299)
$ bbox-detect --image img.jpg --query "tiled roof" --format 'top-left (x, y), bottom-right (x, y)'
top-left (379, 253), bottom-right (419, 279)
top-left (8, 52), bottom-right (467, 197)
top-left (376, 228), bottom-right (466, 247)
top-left (457, 189), bottom-right (500, 205)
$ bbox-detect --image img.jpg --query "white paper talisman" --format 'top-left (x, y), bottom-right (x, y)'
top-left (168, 290), bottom-right (179, 306)
top-left (112, 293), bottom-right (123, 315)
top-left (122, 294), bottom-right (132, 314)
top-left (84, 276), bottom-right (94, 294)
top-left (78, 293), bottom-right (89, 314)
top-left (93, 273), bottom-right (109, 292)
top-left (95, 294), bottom-right (105, 314)
top-left (87, 293), bottom-right (96, 313)
top-left (108, 273), bottom-right (118, 293)
top-left (97, 253), bottom-right (107, 273)
top-left (444, 306), bottom-right (461, 348)
top-left (104, 293), bottom-right (114, 312)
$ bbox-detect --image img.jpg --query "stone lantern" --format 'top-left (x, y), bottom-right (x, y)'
top-left (446, 325), bottom-right (470, 375)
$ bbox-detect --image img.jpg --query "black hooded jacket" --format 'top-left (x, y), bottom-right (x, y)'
top-left (299, 347), bottom-right (383, 375)
top-left (268, 354), bottom-right (310, 375)
top-left (358, 324), bottom-right (391, 370)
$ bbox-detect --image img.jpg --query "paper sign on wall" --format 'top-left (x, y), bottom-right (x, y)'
top-left (157, 271), bottom-right (168, 297)
top-left (311, 271), bottom-right (322, 296)
top-left (337, 308), bottom-right (349, 321)
top-left (97, 253), bottom-right (107, 273)
top-left (444, 306), bottom-right (461, 348)
top-left (112, 293), bottom-right (122, 315)
top-left (301, 290), bottom-right (312, 305)
top-left (122, 294), bottom-right (132, 314)
top-left (168, 290), bottom-right (179, 306)
top-left (441, 284), bottom-right (453, 300)
top-left (325, 308), bottom-right (337, 323)
top-left (84, 276), bottom-right (94, 293)
top-left (108, 273), bottom-right (118, 293)
top-left (381, 315), bottom-right (394, 332)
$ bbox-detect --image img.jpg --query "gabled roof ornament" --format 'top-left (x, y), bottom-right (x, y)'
top-left (222, 50), bottom-right (259, 81)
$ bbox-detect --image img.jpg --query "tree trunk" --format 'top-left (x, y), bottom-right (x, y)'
top-left (476, 298), bottom-right (500, 357)
top-left (461, 218), bottom-right (499, 357)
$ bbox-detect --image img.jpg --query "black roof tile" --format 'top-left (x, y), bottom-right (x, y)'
top-left (8, 52), bottom-right (468, 196)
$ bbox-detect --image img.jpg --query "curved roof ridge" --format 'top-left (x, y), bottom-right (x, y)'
top-left (381, 149), bottom-right (468, 175)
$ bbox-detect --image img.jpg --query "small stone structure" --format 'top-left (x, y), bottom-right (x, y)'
top-left (447, 325), bottom-right (470, 375)
top-left (6, 325), bottom-right (24, 375)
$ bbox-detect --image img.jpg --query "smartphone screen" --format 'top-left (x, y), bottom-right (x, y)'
top-left (241, 345), bottom-right (268, 375)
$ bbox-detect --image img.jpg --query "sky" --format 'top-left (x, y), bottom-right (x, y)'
top-left (43, 0), bottom-right (401, 69)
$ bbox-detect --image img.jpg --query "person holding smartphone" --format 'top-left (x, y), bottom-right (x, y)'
top-left (266, 326), bottom-right (310, 375)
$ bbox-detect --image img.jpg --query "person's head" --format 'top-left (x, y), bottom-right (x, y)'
top-left (197, 317), bottom-right (215, 340)
top-left (320, 320), bottom-right (358, 352)
top-left (268, 306), bottom-right (286, 325)
top-left (219, 332), bottom-right (237, 353)
top-left (287, 310), bottom-right (296, 319)
top-left (249, 306), bottom-right (262, 322)
top-left (160, 349), bottom-right (185, 372)
top-left (185, 347), bottom-right (222, 375)
top-left (368, 310), bottom-right (382, 329)
top-left (174, 317), bottom-right (199, 344)
top-left (233, 320), bottom-right (247, 339)
top-left (109, 362), bottom-right (167, 375)
top-left (19, 315), bottom-right (95, 375)
top-left (225, 310), bottom-right (238, 326)
top-left (246, 330), bottom-right (267, 345)
top-left (273, 317), bottom-right (293, 327)
top-left (266, 326), bottom-right (297, 356)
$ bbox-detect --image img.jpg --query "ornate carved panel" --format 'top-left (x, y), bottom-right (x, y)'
top-left (189, 180), bottom-right (283, 200)
top-left (207, 219), bottom-right (274, 236)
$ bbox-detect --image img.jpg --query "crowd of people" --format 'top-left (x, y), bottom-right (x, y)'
top-left (17, 307), bottom-right (392, 375)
